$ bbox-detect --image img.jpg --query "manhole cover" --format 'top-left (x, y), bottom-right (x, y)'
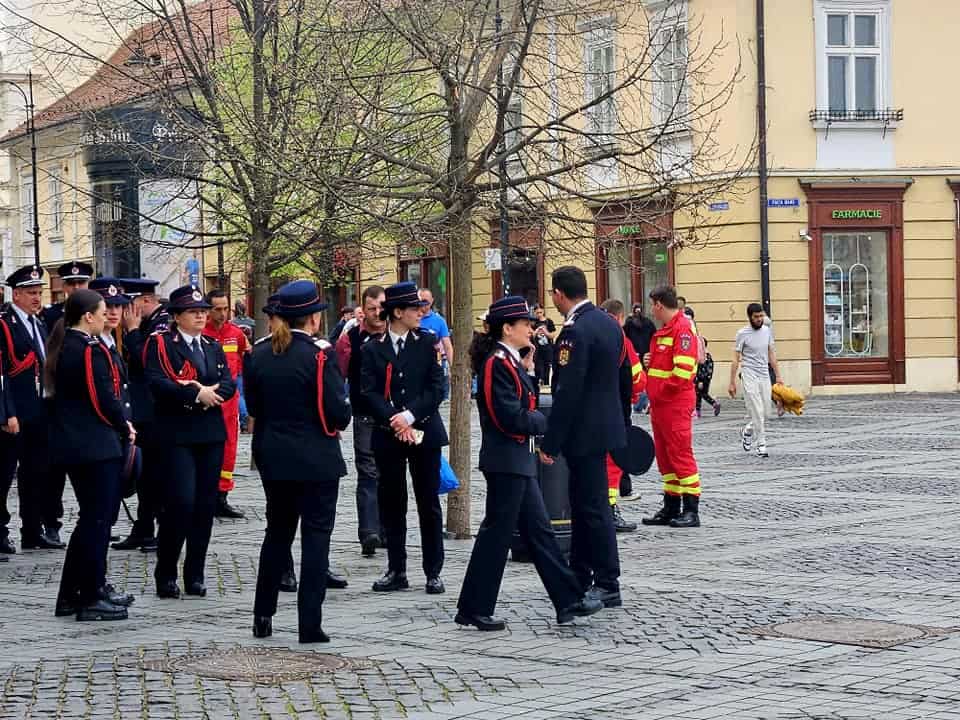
top-left (141, 647), bottom-right (373, 684)
top-left (744, 616), bottom-right (957, 648)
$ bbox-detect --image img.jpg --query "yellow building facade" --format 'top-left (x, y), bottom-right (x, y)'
top-left (359, 0), bottom-right (960, 394)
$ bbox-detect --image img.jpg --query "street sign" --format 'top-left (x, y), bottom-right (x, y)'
top-left (768, 198), bottom-right (800, 208)
top-left (708, 201), bottom-right (730, 212)
top-left (484, 248), bottom-right (502, 271)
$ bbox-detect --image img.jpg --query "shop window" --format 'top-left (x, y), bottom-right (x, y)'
top-left (822, 231), bottom-right (888, 358)
top-left (599, 237), bottom-right (672, 309)
top-left (401, 257), bottom-right (448, 318)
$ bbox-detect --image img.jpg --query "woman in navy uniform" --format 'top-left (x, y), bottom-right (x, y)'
top-left (360, 281), bottom-right (447, 595)
top-left (47, 290), bottom-right (136, 621)
top-left (145, 285), bottom-right (235, 599)
top-left (455, 297), bottom-right (602, 631)
top-left (246, 281), bottom-right (351, 643)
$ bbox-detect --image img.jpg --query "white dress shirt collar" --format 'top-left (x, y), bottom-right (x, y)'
top-left (497, 341), bottom-right (521, 364)
top-left (100, 332), bottom-right (116, 349)
top-left (178, 328), bottom-right (202, 348)
top-left (566, 298), bottom-right (591, 319)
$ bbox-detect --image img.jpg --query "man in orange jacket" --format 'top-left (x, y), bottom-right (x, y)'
top-left (641, 284), bottom-right (701, 528)
top-left (600, 300), bottom-right (645, 532)
top-left (203, 289), bottom-right (248, 519)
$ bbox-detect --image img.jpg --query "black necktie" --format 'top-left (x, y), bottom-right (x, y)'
top-left (30, 316), bottom-right (45, 361)
top-left (191, 338), bottom-right (205, 372)
top-left (396, 337), bottom-right (404, 355)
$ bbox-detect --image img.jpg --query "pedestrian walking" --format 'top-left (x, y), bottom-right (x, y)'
top-left (203, 289), bottom-right (248, 519)
top-left (455, 296), bottom-right (603, 631)
top-left (48, 289), bottom-right (136, 621)
top-left (418, 289), bottom-right (453, 401)
top-left (335, 285), bottom-right (387, 557)
top-left (145, 285), bottom-right (235, 599)
top-left (728, 303), bottom-right (783, 458)
top-left (695, 339), bottom-right (720, 417)
top-left (247, 280), bottom-right (352, 644)
top-left (641, 284), bottom-right (703, 528)
top-left (361, 281), bottom-right (447, 595)
top-left (531, 305), bottom-right (556, 386)
top-left (0, 264), bottom-right (63, 553)
top-left (539, 267), bottom-right (631, 608)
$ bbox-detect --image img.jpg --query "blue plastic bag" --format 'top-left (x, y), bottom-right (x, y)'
top-left (438, 455), bottom-right (460, 495)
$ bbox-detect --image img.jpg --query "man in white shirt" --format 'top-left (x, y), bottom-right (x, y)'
top-left (728, 303), bottom-right (782, 458)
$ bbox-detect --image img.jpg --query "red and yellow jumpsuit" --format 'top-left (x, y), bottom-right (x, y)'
top-left (646, 311), bottom-right (700, 499)
top-left (606, 333), bottom-right (646, 504)
top-left (203, 320), bottom-right (248, 493)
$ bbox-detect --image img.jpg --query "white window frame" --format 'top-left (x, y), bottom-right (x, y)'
top-left (583, 22), bottom-right (617, 146)
top-left (814, 0), bottom-right (893, 126)
top-left (48, 170), bottom-right (64, 238)
top-left (19, 173), bottom-right (33, 249)
top-left (653, 18), bottom-right (689, 129)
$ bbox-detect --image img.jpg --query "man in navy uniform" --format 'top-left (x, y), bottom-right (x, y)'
top-left (112, 278), bottom-right (170, 552)
top-left (360, 281), bottom-right (447, 594)
top-left (40, 261), bottom-right (93, 332)
top-left (0, 265), bottom-right (63, 552)
top-left (540, 266), bottom-right (631, 608)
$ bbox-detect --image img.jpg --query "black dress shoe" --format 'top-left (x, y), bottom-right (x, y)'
top-left (425, 577), bottom-right (445, 595)
top-left (253, 616), bottom-right (273, 638)
top-left (372, 570), bottom-right (409, 592)
top-left (42, 530), bottom-right (66, 549)
top-left (215, 493), bottom-right (245, 519)
top-left (101, 585), bottom-right (135, 607)
top-left (298, 629), bottom-right (330, 644)
top-left (556, 596), bottom-right (604, 624)
top-left (0, 537), bottom-right (15, 554)
top-left (585, 585), bottom-right (622, 608)
top-left (326, 571), bottom-right (348, 590)
top-left (112, 533), bottom-right (146, 551)
top-left (279, 570), bottom-right (298, 592)
top-left (360, 535), bottom-right (379, 557)
top-left (156, 581), bottom-right (181, 599)
top-left (139, 538), bottom-right (158, 553)
top-left (0, 556), bottom-right (7, 562)
top-left (22, 534), bottom-right (64, 550)
top-left (76, 599), bottom-right (128, 622)
top-left (55, 597), bottom-right (79, 617)
top-left (454, 612), bottom-right (505, 631)
top-left (109, 534), bottom-right (121, 542)
top-left (184, 581), bottom-right (207, 597)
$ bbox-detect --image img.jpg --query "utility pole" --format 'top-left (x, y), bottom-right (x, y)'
top-left (495, 0), bottom-right (511, 296)
top-left (2, 72), bottom-right (41, 266)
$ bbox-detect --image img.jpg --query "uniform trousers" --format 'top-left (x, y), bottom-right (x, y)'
top-left (155, 442), bottom-right (223, 586)
top-left (374, 433), bottom-right (444, 578)
top-left (0, 421), bottom-right (53, 542)
top-left (57, 459), bottom-right (123, 604)
top-left (352, 417), bottom-right (381, 542)
top-left (650, 395), bottom-right (701, 497)
top-left (132, 423), bottom-right (162, 540)
top-left (458, 472), bottom-right (580, 617)
top-left (254, 477), bottom-right (339, 635)
top-left (566, 452), bottom-right (620, 592)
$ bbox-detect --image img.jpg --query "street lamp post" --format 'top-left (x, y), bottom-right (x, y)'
top-left (1, 72), bottom-right (41, 266)
top-left (495, 0), bottom-right (511, 297)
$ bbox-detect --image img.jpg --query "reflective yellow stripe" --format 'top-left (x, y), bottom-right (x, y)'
top-left (656, 337), bottom-right (674, 346)
top-left (662, 473), bottom-right (677, 481)
top-left (608, 487), bottom-right (618, 505)
top-left (676, 473), bottom-right (700, 486)
top-left (674, 355), bottom-right (697, 366)
top-left (648, 368), bottom-right (672, 379)
top-left (673, 368), bottom-right (694, 380)
top-left (220, 471), bottom-right (233, 479)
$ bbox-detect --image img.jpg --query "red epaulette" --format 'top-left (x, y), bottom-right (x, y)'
top-left (149, 332), bottom-right (198, 383)
top-left (0, 317), bottom-right (37, 377)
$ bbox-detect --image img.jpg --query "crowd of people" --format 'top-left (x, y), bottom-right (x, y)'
top-left (0, 256), bottom-right (784, 637)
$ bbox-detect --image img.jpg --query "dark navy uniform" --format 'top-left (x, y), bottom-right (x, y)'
top-left (145, 287), bottom-right (235, 597)
top-left (541, 298), bottom-right (630, 599)
top-left (0, 265), bottom-right (59, 549)
top-left (116, 295), bottom-right (170, 549)
top-left (52, 328), bottom-right (128, 616)
top-left (40, 261), bottom-right (93, 334)
top-left (246, 282), bottom-right (351, 641)
top-left (457, 323), bottom-right (587, 628)
top-left (360, 282), bottom-right (447, 590)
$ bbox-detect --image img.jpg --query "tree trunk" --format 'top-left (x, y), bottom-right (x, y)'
top-left (251, 225), bottom-right (271, 339)
top-left (445, 208), bottom-right (474, 539)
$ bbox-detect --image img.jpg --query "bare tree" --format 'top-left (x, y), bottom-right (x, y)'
top-left (309, 0), bottom-right (755, 534)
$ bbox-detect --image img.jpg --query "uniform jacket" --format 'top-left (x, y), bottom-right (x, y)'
top-left (338, 323), bottom-right (383, 418)
top-left (360, 328), bottom-right (448, 448)
top-left (541, 302), bottom-right (631, 458)
top-left (123, 305), bottom-right (170, 424)
top-left (245, 331), bottom-right (351, 482)
top-left (622, 330), bottom-right (646, 411)
top-left (40, 302), bottom-right (64, 334)
top-left (49, 328), bottom-right (127, 465)
top-left (144, 328), bottom-right (235, 445)
top-left (103, 336), bottom-right (133, 423)
top-left (0, 305), bottom-right (46, 425)
top-left (476, 344), bottom-right (546, 477)
top-left (646, 311), bottom-right (697, 405)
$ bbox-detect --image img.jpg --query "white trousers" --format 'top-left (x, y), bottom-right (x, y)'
top-left (742, 373), bottom-right (772, 448)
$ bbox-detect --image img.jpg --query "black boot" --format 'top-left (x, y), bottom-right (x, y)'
top-left (670, 495), bottom-right (701, 528)
top-left (641, 494), bottom-right (681, 526)
top-left (215, 492), bottom-right (245, 519)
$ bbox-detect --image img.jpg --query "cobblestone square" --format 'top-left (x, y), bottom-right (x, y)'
top-left (0, 394), bottom-right (958, 719)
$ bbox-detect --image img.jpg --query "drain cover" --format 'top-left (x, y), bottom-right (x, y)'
top-left (745, 616), bottom-right (956, 648)
top-left (141, 647), bottom-right (372, 684)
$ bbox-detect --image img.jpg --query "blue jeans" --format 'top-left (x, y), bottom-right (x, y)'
top-left (633, 392), bottom-right (649, 413)
top-left (237, 375), bottom-right (248, 424)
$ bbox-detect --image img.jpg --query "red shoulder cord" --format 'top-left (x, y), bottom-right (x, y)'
top-left (483, 355), bottom-right (535, 444)
top-left (384, 362), bottom-right (393, 403)
top-left (149, 334), bottom-right (198, 382)
top-left (315, 350), bottom-right (338, 438)
top-left (85, 343), bottom-right (121, 426)
top-left (0, 319), bottom-right (38, 378)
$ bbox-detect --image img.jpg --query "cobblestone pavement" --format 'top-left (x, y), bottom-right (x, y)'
top-left (1, 394), bottom-right (959, 719)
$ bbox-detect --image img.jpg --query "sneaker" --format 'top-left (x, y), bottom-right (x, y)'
top-left (611, 504), bottom-right (637, 533)
top-left (713, 402), bottom-right (721, 417)
top-left (741, 426), bottom-right (753, 452)
top-left (756, 444), bottom-right (769, 458)
top-left (620, 492), bottom-right (642, 503)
